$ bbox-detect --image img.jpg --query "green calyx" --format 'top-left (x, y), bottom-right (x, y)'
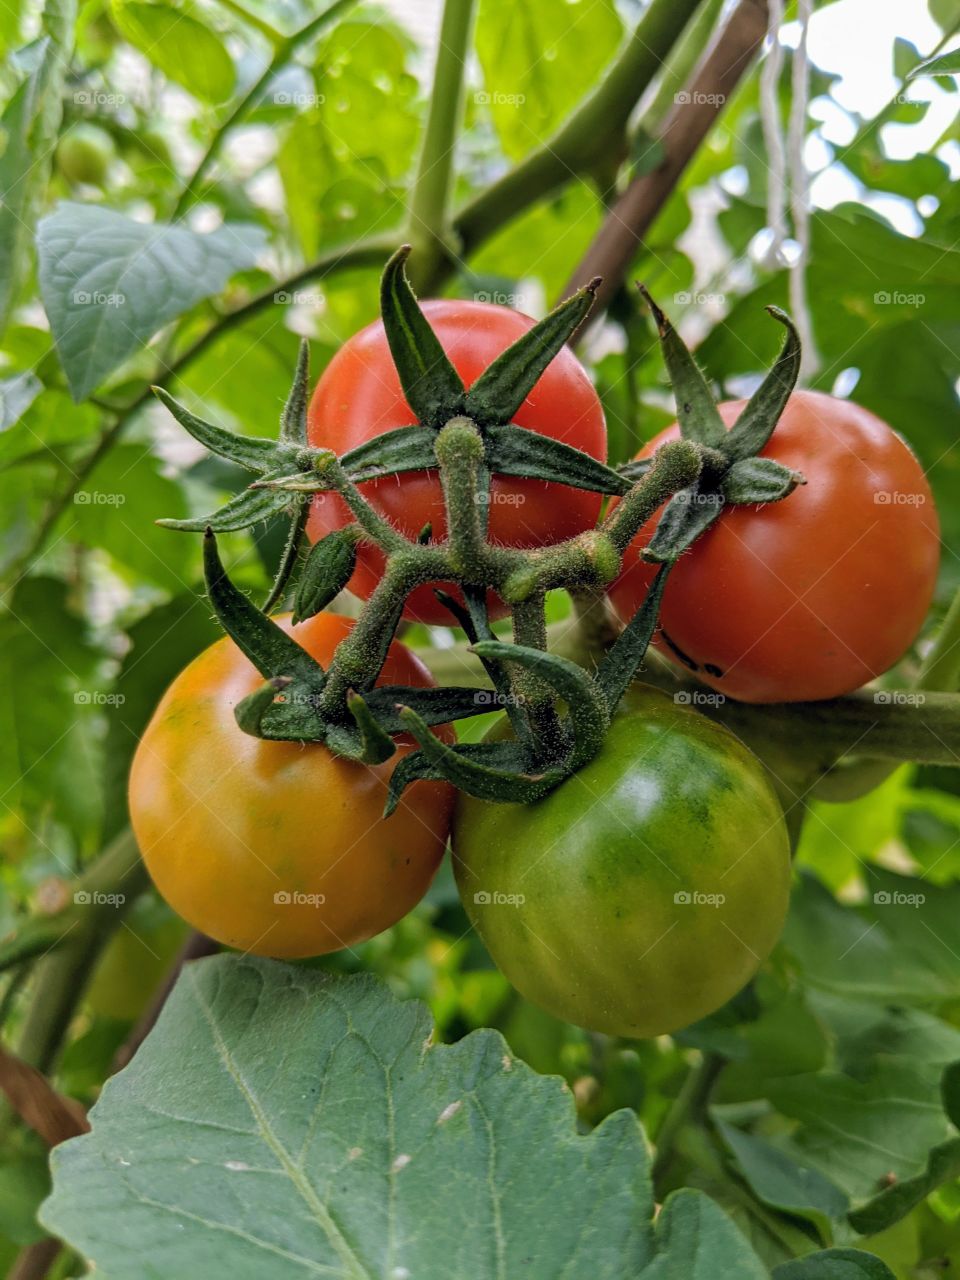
top-left (637, 287), bottom-right (806, 565)
top-left (155, 250), bottom-right (804, 808)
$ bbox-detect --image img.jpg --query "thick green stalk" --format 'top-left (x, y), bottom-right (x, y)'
top-left (16, 829), bottom-right (148, 1076)
top-left (434, 417), bottom-right (488, 578)
top-left (812, 585), bottom-right (960, 802)
top-left (651, 1051), bottom-right (724, 1185)
top-left (510, 595), bottom-right (563, 750)
top-left (452, 0), bottom-right (705, 260)
top-left (406, 0), bottom-right (477, 288)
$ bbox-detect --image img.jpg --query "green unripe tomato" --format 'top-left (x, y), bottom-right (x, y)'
top-left (452, 687), bottom-right (791, 1038)
top-left (56, 123), bottom-right (115, 187)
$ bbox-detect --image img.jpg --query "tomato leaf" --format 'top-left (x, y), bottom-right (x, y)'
top-left (110, 0), bottom-right (235, 103)
top-left (907, 47), bottom-right (960, 78)
top-left (40, 956), bottom-right (659, 1277)
top-left (640, 1189), bottom-right (767, 1279)
top-left (772, 1249), bottom-right (896, 1279)
top-left (715, 1120), bottom-right (849, 1238)
top-left (0, 0), bottom-right (73, 333)
top-left (379, 246), bottom-right (464, 428)
top-left (462, 280), bottom-right (599, 426)
top-left (485, 423), bottom-right (630, 494)
top-left (37, 204), bottom-right (265, 400)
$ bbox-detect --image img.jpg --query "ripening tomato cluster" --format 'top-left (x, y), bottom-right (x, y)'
top-left (131, 298), bottom-right (940, 1040)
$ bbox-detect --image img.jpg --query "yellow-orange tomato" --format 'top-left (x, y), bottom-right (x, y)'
top-left (129, 614), bottom-right (454, 958)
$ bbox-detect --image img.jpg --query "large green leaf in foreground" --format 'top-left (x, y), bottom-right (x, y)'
top-left (39, 955), bottom-right (796, 1278)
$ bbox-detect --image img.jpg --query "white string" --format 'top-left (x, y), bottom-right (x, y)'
top-left (787, 0), bottom-right (820, 381)
top-left (759, 0), bottom-right (787, 267)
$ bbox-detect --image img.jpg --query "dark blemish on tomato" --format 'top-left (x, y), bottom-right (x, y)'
top-left (661, 630), bottom-right (700, 672)
top-left (704, 663), bottom-right (724, 678)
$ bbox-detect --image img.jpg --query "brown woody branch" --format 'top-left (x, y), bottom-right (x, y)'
top-left (562, 0), bottom-right (769, 313)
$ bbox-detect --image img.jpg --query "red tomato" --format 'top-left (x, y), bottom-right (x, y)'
top-left (307, 300), bottom-right (607, 623)
top-left (609, 391), bottom-right (940, 703)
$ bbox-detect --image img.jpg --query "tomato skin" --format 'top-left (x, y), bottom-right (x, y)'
top-left (56, 123), bottom-right (115, 186)
top-left (129, 614), bottom-right (454, 958)
top-left (609, 391), bottom-right (940, 703)
top-left (306, 299), bottom-right (607, 623)
top-left (452, 688), bottom-right (790, 1038)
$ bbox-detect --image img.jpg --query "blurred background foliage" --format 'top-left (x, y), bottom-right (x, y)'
top-left (1, 0), bottom-right (959, 1274)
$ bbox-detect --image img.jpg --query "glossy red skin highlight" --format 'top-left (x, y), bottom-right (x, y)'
top-left (609, 391), bottom-right (940, 703)
top-left (307, 299), bottom-right (607, 624)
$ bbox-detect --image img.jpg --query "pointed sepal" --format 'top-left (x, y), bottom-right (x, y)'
top-left (152, 387), bottom-right (283, 472)
top-left (638, 286), bottom-right (727, 448)
top-left (722, 308), bottom-right (801, 461)
top-left (279, 339), bottom-right (310, 444)
top-left (721, 456), bottom-right (805, 505)
top-left (462, 279), bottom-right (600, 426)
top-left (595, 564), bottom-right (671, 713)
top-left (158, 480), bottom-right (295, 533)
top-left (203, 530), bottom-right (324, 684)
top-left (380, 246), bottom-right (465, 428)
top-left (340, 425), bottom-right (438, 482)
top-left (387, 712), bottom-right (562, 809)
top-left (485, 424), bottom-right (629, 494)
